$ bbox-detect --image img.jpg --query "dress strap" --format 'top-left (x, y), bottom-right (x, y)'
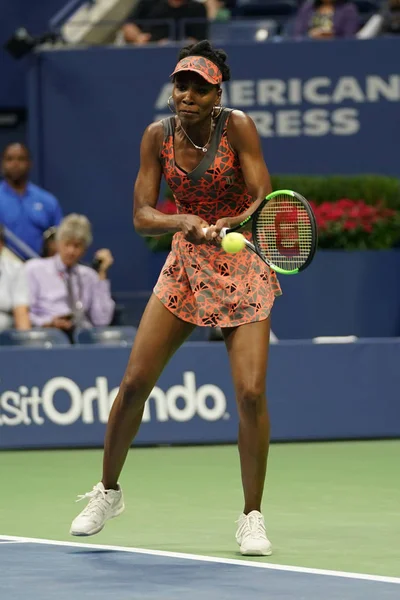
top-left (161, 116), bottom-right (175, 140)
top-left (207, 108), bottom-right (232, 156)
top-left (186, 108), bottom-right (233, 183)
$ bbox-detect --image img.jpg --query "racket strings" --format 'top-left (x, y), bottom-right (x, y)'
top-left (255, 195), bottom-right (314, 271)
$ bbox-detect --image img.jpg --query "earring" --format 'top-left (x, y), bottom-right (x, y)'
top-left (212, 105), bottom-right (223, 119)
top-left (167, 96), bottom-right (176, 114)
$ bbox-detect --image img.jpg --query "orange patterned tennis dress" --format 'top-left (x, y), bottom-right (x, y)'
top-left (153, 109), bottom-right (281, 328)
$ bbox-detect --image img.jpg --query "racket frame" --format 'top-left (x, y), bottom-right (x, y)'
top-left (225, 189), bottom-right (318, 275)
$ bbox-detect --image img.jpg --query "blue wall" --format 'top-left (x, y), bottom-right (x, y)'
top-left (273, 250), bottom-right (400, 339)
top-left (0, 0), bottom-right (70, 108)
top-left (1, 340), bottom-right (399, 449)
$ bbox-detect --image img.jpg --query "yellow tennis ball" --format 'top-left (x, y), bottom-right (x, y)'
top-left (221, 232), bottom-right (246, 254)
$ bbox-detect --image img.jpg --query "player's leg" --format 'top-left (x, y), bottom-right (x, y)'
top-left (223, 318), bottom-right (271, 513)
top-left (102, 294), bottom-right (195, 488)
top-left (70, 294), bottom-right (195, 536)
top-left (222, 317), bottom-right (272, 555)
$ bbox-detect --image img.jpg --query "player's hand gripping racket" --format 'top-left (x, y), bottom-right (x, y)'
top-left (206, 189), bottom-right (318, 275)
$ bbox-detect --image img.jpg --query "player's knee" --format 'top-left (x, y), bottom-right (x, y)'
top-left (118, 372), bottom-right (150, 411)
top-left (236, 385), bottom-right (266, 419)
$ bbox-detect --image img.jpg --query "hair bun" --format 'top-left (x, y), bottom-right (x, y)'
top-left (215, 49), bottom-right (228, 63)
top-left (193, 40), bottom-right (213, 53)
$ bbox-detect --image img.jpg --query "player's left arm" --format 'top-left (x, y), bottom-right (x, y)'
top-left (216, 110), bottom-right (272, 231)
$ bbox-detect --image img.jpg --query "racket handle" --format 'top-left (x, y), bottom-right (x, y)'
top-left (201, 227), bottom-right (228, 238)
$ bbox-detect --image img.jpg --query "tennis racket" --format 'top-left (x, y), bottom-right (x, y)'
top-left (207, 189), bottom-right (318, 275)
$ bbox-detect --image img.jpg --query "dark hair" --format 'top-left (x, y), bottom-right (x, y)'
top-left (0, 224), bottom-right (4, 244)
top-left (178, 40), bottom-right (231, 82)
top-left (1, 142), bottom-right (31, 161)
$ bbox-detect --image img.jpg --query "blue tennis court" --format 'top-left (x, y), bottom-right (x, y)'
top-left (1, 536), bottom-right (399, 600)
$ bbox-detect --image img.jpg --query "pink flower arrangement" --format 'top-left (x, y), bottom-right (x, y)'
top-left (310, 199), bottom-right (400, 249)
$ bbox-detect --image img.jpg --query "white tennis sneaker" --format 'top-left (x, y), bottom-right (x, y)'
top-left (236, 510), bottom-right (272, 556)
top-left (70, 482), bottom-right (125, 536)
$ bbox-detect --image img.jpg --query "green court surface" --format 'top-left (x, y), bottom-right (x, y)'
top-left (3, 440), bottom-right (400, 578)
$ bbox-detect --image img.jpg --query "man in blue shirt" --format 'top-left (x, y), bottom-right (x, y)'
top-left (0, 143), bottom-right (63, 255)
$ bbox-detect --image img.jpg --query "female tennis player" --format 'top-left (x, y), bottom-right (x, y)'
top-left (70, 40), bottom-right (281, 556)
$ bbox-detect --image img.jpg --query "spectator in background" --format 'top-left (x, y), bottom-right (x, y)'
top-left (0, 224), bottom-right (31, 331)
top-left (206, 0), bottom-right (231, 21)
top-left (0, 143), bottom-right (63, 255)
top-left (381, 0), bottom-right (400, 33)
top-left (25, 214), bottom-right (115, 336)
top-left (123, 0), bottom-right (208, 45)
top-left (293, 0), bottom-right (360, 38)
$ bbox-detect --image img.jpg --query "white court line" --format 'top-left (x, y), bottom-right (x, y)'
top-left (0, 534), bottom-right (399, 585)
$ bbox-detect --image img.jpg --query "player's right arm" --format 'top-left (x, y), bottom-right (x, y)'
top-left (133, 122), bottom-right (209, 243)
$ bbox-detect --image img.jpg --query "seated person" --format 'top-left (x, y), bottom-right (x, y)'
top-left (293, 0), bottom-right (360, 38)
top-left (25, 214), bottom-right (115, 334)
top-left (123, 0), bottom-right (208, 45)
top-left (206, 0), bottom-right (231, 21)
top-left (0, 224), bottom-right (31, 331)
top-left (0, 143), bottom-right (63, 255)
top-left (380, 0), bottom-right (400, 33)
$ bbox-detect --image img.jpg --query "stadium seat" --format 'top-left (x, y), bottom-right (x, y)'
top-left (235, 0), bottom-right (298, 17)
top-left (353, 0), bottom-right (378, 13)
top-left (353, 0), bottom-right (379, 27)
top-left (357, 13), bottom-right (384, 38)
top-left (210, 19), bottom-right (279, 42)
top-left (74, 326), bottom-right (137, 346)
top-left (0, 328), bottom-right (70, 348)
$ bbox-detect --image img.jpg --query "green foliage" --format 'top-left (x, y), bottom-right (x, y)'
top-left (271, 175), bottom-right (400, 208)
top-left (146, 176), bottom-right (400, 251)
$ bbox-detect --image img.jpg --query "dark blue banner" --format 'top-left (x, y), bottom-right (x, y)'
top-left (29, 40), bottom-right (400, 181)
top-left (1, 340), bottom-right (399, 449)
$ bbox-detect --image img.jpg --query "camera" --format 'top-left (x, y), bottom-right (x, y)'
top-left (91, 257), bottom-right (103, 273)
top-left (4, 28), bottom-right (59, 60)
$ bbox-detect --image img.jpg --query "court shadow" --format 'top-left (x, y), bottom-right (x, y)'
top-left (69, 549), bottom-right (118, 555)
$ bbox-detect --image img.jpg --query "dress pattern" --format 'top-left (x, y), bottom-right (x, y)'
top-left (153, 109), bottom-right (281, 327)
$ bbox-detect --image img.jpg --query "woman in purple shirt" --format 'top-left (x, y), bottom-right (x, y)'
top-left (293, 0), bottom-right (360, 38)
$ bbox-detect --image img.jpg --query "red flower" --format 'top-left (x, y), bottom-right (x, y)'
top-left (343, 220), bottom-right (358, 231)
top-left (310, 197), bottom-right (400, 249)
top-left (362, 224), bottom-right (373, 233)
